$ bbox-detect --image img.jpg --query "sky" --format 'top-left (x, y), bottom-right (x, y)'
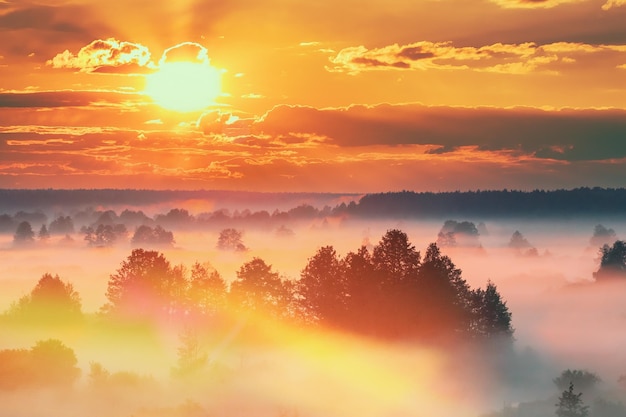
top-left (1, 0), bottom-right (626, 192)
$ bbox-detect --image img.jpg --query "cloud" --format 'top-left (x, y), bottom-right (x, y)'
top-left (47, 38), bottom-right (154, 74)
top-left (489, 0), bottom-right (585, 8)
top-left (329, 40), bottom-right (626, 75)
top-left (602, 0), bottom-right (626, 9)
top-left (253, 104), bottom-right (626, 162)
top-left (158, 42), bottom-right (211, 66)
top-left (0, 90), bottom-right (148, 108)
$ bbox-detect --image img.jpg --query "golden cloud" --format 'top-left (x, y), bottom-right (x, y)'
top-left (329, 40), bottom-right (626, 75)
top-left (47, 38), bottom-right (154, 73)
top-left (489, 0), bottom-right (584, 8)
top-left (602, 0), bottom-right (626, 9)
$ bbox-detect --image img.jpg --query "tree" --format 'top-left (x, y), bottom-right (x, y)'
top-left (372, 229), bottom-right (420, 287)
top-left (38, 224), bottom-right (50, 241)
top-left (188, 262), bottom-right (227, 318)
top-left (84, 223), bottom-right (127, 247)
top-left (594, 240), bottom-right (626, 281)
top-left (470, 281), bottom-right (514, 340)
top-left (229, 257), bottom-right (287, 316)
top-left (0, 339), bottom-right (80, 389)
top-left (297, 246), bottom-right (347, 325)
top-left (590, 224), bottom-right (617, 248)
top-left (217, 228), bottom-right (248, 252)
top-left (29, 339), bottom-right (81, 387)
top-left (131, 225), bottom-right (175, 248)
top-left (554, 369), bottom-right (600, 392)
top-left (556, 382), bottom-right (589, 417)
top-left (415, 243), bottom-right (473, 338)
top-left (49, 215), bottom-right (74, 235)
top-left (172, 327), bottom-right (207, 377)
top-left (102, 249), bottom-right (186, 320)
top-left (6, 273), bottom-right (82, 323)
top-left (13, 221), bottom-right (35, 245)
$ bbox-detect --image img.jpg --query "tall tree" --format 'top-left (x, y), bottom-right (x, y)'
top-left (102, 249), bottom-right (186, 320)
top-left (297, 246), bottom-right (347, 326)
top-left (415, 243), bottom-right (473, 339)
top-left (470, 281), bottom-right (513, 340)
top-left (188, 262), bottom-right (227, 318)
top-left (229, 257), bottom-right (286, 316)
top-left (372, 229), bottom-right (420, 287)
top-left (594, 240), bottom-right (626, 281)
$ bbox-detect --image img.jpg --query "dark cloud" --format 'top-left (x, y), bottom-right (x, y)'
top-left (0, 91), bottom-right (147, 108)
top-left (254, 104), bottom-right (626, 161)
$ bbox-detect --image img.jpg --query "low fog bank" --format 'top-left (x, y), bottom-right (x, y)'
top-left (1, 214), bottom-right (626, 416)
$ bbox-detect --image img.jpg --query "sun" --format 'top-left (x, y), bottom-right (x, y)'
top-left (145, 61), bottom-right (221, 112)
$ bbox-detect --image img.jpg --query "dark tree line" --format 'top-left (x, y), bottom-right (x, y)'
top-left (2, 229), bottom-right (513, 344)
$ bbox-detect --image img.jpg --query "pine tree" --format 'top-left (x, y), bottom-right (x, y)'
top-left (556, 382), bottom-right (589, 417)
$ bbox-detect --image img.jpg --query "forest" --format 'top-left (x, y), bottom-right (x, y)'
top-left (1, 193), bottom-right (626, 417)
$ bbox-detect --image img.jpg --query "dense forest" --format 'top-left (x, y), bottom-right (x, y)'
top-left (3, 187), bottom-right (626, 219)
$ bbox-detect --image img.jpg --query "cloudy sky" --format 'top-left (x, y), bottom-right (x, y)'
top-left (1, 0), bottom-right (625, 192)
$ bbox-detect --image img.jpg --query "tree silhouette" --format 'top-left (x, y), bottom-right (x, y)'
top-left (508, 231), bottom-right (538, 257)
top-left (229, 257), bottom-right (286, 316)
top-left (172, 327), bottom-right (207, 377)
top-left (415, 243), bottom-right (473, 339)
top-left (48, 215), bottom-right (74, 235)
top-left (38, 224), bottom-right (50, 241)
top-left (372, 229), bottom-right (420, 287)
top-left (0, 339), bottom-right (80, 389)
top-left (188, 262), bottom-right (227, 318)
top-left (6, 273), bottom-right (82, 324)
top-left (297, 246), bottom-right (347, 325)
top-left (470, 281), bottom-right (513, 340)
top-left (131, 225), bottom-right (175, 248)
top-left (556, 382), bottom-right (589, 417)
top-left (594, 240), bottom-right (626, 281)
top-left (102, 249), bottom-right (186, 320)
top-left (216, 228), bottom-right (248, 252)
top-left (554, 369), bottom-right (600, 392)
top-left (590, 224), bottom-right (617, 248)
top-left (13, 221), bottom-right (35, 245)
top-left (84, 223), bottom-right (127, 247)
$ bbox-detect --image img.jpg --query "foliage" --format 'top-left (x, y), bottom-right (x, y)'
top-left (594, 240), bottom-right (626, 281)
top-left (216, 228), bottom-right (248, 252)
top-left (554, 369), bottom-right (600, 391)
top-left (0, 339), bottom-right (80, 390)
top-left (13, 221), bottom-right (35, 245)
top-left (470, 281), bottom-right (514, 340)
top-left (49, 215), bottom-right (75, 235)
top-left (84, 223), bottom-right (128, 247)
top-left (230, 257), bottom-right (288, 316)
top-left (38, 224), bottom-right (50, 241)
top-left (555, 382), bottom-right (589, 417)
top-left (297, 246), bottom-right (346, 325)
top-left (172, 327), bottom-right (208, 377)
top-left (131, 225), bottom-right (175, 248)
top-left (188, 262), bottom-right (227, 318)
top-left (436, 220), bottom-right (481, 247)
top-left (590, 224), bottom-right (618, 248)
top-left (102, 248), bottom-right (186, 320)
top-left (5, 273), bottom-right (82, 323)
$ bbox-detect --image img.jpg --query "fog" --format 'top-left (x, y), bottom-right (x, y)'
top-left (1, 208), bottom-right (625, 417)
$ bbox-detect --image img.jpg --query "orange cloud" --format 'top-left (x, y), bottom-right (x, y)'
top-left (489, 0), bottom-right (584, 8)
top-left (329, 41), bottom-right (626, 75)
top-left (47, 38), bottom-right (154, 74)
top-left (602, 0), bottom-right (626, 9)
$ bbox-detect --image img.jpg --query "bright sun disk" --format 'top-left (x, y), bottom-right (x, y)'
top-left (145, 61), bottom-right (221, 112)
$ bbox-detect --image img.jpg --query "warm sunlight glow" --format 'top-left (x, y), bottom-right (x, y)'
top-left (145, 61), bottom-right (221, 112)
